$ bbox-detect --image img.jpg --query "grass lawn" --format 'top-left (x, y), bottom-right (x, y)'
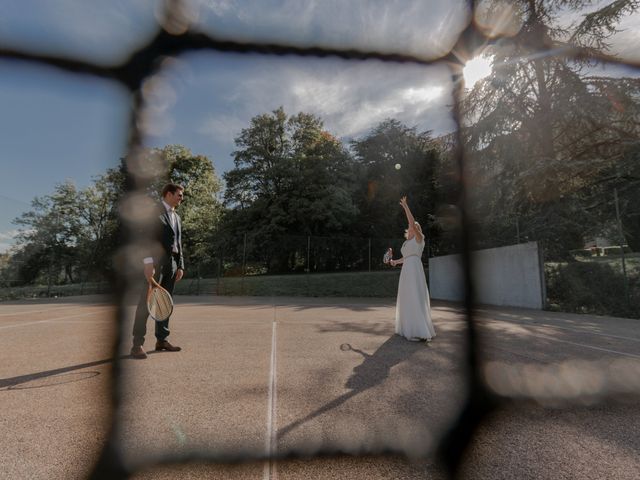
top-left (174, 270), bottom-right (401, 298)
top-left (0, 270), bottom-right (402, 301)
top-left (3, 256), bottom-right (636, 318)
top-left (0, 281), bottom-right (110, 301)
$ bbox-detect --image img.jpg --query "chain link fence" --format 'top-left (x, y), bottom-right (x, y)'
top-left (0, 258), bottom-right (111, 300)
top-left (177, 234), bottom-right (408, 297)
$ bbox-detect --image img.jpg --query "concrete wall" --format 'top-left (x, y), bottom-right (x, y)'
top-left (428, 241), bottom-right (546, 309)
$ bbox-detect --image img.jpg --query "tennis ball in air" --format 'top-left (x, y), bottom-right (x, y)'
top-left (395, 163), bottom-right (401, 170)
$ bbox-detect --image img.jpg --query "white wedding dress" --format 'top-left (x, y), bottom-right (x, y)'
top-left (395, 237), bottom-right (436, 341)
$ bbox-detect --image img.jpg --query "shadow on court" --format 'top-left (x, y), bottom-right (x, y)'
top-left (0, 358), bottom-right (114, 390)
top-left (1, 297), bottom-right (639, 480)
top-left (277, 335), bottom-right (424, 439)
top-left (0, 353), bottom-right (152, 390)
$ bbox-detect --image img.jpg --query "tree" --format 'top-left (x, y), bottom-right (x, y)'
top-left (460, 0), bottom-right (640, 256)
top-left (6, 144), bottom-right (222, 286)
top-left (74, 166), bottom-right (126, 280)
top-left (136, 145), bottom-right (224, 272)
top-left (223, 108), bottom-right (359, 272)
top-left (12, 181), bottom-right (83, 284)
top-left (351, 119), bottom-right (444, 251)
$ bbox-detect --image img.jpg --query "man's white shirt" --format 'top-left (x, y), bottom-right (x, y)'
top-left (143, 201), bottom-right (179, 265)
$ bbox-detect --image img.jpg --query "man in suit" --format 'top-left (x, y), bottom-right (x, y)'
top-left (131, 183), bottom-right (186, 359)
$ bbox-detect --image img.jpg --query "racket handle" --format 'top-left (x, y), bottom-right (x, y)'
top-left (148, 277), bottom-right (162, 289)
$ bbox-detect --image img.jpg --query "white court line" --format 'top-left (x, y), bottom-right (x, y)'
top-left (0, 308), bottom-right (112, 330)
top-left (0, 303), bottom-right (109, 317)
top-left (488, 344), bottom-right (553, 364)
top-left (529, 322), bottom-right (640, 342)
top-left (273, 302), bottom-right (392, 308)
top-left (532, 333), bottom-right (640, 359)
top-left (263, 308), bottom-right (278, 480)
top-left (0, 319), bottom-right (52, 330)
top-left (0, 305), bottom-right (102, 317)
top-left (480, 319), bottom-right (640, 360)
top-left (479, 315), bottom-right (640, 343)
top-left (0, 309), bottom-right (52, 317)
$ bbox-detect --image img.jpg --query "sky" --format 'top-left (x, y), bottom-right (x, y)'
top-left (1, 0), bottom-right (639, 253)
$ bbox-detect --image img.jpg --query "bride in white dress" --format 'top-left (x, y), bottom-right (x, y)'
top-left (390, 196), bottom-right (436, 342)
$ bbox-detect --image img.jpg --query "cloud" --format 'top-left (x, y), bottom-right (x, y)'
top-left (551, 2), bottom-right (640, 62)
top-left (190, 55), bottom-right (455, 152)
top-left (198, 115), bottom-right (247, 143)
top-left (0, 230), bottom-right (21, 242)
top-left (203, 0), bottom-right (235, 16)
top-left (146, 3), bottom-right (464, 170)
top-left (196, 0), bottom-right (469, 59)
top-left (0, 229), bottom-right (22, 254)
top-left (290, 61), bottom-right (455, 139)
top-left (610, 14), bottom-right (640, 62)
top-left (0, 0), bottom-right (159, 64)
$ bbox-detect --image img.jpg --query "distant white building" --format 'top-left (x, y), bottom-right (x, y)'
top-left (584, 236), bottom-right (612, 249)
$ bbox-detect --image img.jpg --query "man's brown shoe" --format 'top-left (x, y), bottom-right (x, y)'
top-left (155, 340), bottom-right (181, 352)
top-left (130, 345), bottom-right (147, 359)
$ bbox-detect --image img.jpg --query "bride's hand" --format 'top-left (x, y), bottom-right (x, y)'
top-left (399, 196), bottom-right (407, 207)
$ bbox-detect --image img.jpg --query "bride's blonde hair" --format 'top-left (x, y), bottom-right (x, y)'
top-left (404, 221), bottom-right (422, 239)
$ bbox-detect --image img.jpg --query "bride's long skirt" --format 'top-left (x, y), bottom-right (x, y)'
top-left (395, 256), bottom-right (436, 340)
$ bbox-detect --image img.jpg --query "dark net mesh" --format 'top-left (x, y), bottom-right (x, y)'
top-left (1, 0), bottom-right (639, 479)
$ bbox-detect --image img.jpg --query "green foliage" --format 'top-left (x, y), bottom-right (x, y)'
top-left (461, 0), bottom-right (640, 259)
top-left (4, 145), bottom-right (222, 285)
top-left (100, 145), bottom-right (223, 274)
top-left (172, 270), bottom-right (401, 298)
top-left (162, 145), bottom-right (223, 268)
top-left (11, 181), bottom-right (84, 284)
top-left (350, 119), bottom-right (443, 241)
top-left (546, 259), bottom-right (639, 317)
top-left (570, 0), bottom-right (640, 52)
top-left (222, 107), bottom-right (360, 272)
top-left (219, 110), bottom-right (446, 273)
top-left (0, 281), bottom-right (111, 301)
top-left (76, 167), bottom-right (126, 279)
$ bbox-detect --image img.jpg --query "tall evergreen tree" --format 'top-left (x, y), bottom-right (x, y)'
top-left (461, 0), bottom-right (640, 256)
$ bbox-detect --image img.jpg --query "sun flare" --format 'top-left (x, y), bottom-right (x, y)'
top-left (463, 55), bottom-right (493, 89)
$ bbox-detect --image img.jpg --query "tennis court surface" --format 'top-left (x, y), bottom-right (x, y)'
top-left (1, 295), bottom-right (639, 479)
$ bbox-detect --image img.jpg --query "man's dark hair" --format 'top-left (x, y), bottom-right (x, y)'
top-left (162, 183), bottom-right (184, 197)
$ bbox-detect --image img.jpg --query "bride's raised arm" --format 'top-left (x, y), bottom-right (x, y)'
top-left (399, 196), bottom-right (423, 243)
top-left (399, 196), bottom-right (414, 223)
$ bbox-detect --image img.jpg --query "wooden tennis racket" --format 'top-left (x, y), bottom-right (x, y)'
top-left (146, 278), bottom-right (174, 322)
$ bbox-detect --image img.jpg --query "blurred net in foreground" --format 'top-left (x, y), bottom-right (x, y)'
top-left (1, 0), bottom-right (639, 479)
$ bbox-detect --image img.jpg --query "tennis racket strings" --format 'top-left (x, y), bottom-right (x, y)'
top-left (148, 286), bottom-right (173, 321)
